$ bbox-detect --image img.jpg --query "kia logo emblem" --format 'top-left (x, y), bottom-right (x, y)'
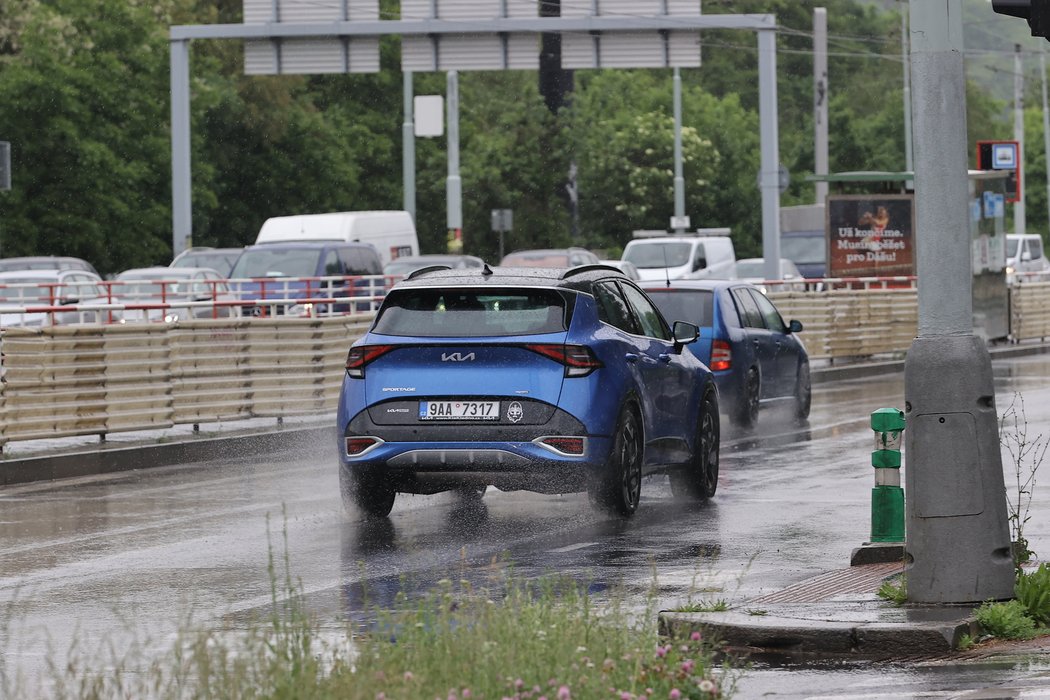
top-left (441, 352), bottom-right (476, 362)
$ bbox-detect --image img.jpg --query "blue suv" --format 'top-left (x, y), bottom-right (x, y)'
top-left (337, 264), bottom-right (720, 518)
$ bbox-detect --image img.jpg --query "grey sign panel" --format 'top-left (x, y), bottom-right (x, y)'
top-left (401, 0), bottom-right (539, 71)
top-left (561, 0), bottom-right (701, 69)
top-left (243, 0), bottom-right (380, 74)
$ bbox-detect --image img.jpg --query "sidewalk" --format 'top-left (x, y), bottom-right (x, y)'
top-left (659, 562), bottom-right (981, 660)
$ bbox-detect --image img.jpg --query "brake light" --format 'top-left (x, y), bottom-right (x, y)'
top-left (536, 436), bottom-right (586, 456)
top-left (710, 340), bottom-right (732, 372)
top-left (525, 344), bottom-right (603, 377)
top-left (345, 345), bottom-right (395, 378)
top-left (346, 436), bottom-right (383, 456)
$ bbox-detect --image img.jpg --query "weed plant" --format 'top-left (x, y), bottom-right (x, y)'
top-left (974, 599), bottom-right (1038, 640)
top-left (876, 577), bottom-right (906, 606)
top-left (999, 393), bottom-right (1047, 568)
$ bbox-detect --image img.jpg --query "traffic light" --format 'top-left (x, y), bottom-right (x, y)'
top-left (992, 0), bottom-right (1050, 38)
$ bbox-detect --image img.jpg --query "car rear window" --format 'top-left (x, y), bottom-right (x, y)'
top-left (373, 288), bottom-right (568, 337)
top-left (645, 289), bottom-right (715, 327)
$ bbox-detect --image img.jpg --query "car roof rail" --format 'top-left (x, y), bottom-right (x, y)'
top-left (560, 263), bottom-right (625, 279)
top-left (405, 265), bottom-right (452, 280)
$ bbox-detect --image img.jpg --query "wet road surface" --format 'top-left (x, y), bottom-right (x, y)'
top-left (3, 354), bottom-right (1050, 697)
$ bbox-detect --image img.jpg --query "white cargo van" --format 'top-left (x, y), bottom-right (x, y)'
top-left (621, 229), bottom-right (737, 282)
top-left (255, 211), bottom-right (419, 267)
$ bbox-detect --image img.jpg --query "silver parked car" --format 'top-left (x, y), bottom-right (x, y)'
top-left (115, 267), bottom-right (238, 322)
top-left (0, 269), bottom-right (119, 326)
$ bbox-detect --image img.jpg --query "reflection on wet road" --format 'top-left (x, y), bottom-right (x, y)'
top-left (3, 354), bottom-right (1050, 697)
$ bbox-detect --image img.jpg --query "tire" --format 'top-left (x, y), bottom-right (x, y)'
top-left (735, 368), bottom-right (760, 428)
top-left (794, 363), bottom-right (812, 422)
top-left (339, 467), bottom-right (395, 518)
top-left (671, 386), bottom-right (720, 500)
top-left (590, 404), bottom-right (643, 516)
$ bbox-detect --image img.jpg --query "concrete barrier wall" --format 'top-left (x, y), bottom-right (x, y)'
top-left (0, 316), bottom-right (371, 447)
top-left (0, 285), bottom-right (1046, 448)
top-left (1010, 282), bottom-right (1050, 342)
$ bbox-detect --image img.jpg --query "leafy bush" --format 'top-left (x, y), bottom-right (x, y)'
top-left (974, 599), bottom-right (1037, 640)
top-left (1015, 563), bottom-right (1050, 625)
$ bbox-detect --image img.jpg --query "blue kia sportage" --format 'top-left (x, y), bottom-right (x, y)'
top-left (336, 264), bottom-right (720, 518)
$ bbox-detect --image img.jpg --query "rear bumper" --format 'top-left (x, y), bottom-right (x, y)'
top-left (339, 404), bottom-right (613, 494)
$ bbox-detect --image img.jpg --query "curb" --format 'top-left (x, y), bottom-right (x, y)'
top-left (658, 608), bottom-right (978, 658)
top-left (0, 424), bottom-right (337, 487)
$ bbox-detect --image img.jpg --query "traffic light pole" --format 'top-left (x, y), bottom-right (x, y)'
top-left (903, 0), bottom-right (1014, 603)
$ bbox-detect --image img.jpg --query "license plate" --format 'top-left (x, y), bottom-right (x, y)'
top-left (419, 400), bottom-right (500, 421)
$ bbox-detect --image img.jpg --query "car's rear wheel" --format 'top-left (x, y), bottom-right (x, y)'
top-left (736, 368), bottom-right (760, 428)
top-left (671, 386), bottom-right (720, 500)
top-left (340, 467), bottom-right (396, 518)
top-left (794, 362), bottom-right (812, 422)
top-left (590, 404), bottom-right (643, 516)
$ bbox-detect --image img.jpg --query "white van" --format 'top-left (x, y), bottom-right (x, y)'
top-left (255, 211), bottom-right (419, 267)
top-left (621, 229), bottom-right (737, 282)
top-left (1005, 233), bottom-right (1050, 282)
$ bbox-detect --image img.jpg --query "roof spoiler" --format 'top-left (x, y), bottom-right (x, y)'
top-left (560, 264), bottom-right (626, 279)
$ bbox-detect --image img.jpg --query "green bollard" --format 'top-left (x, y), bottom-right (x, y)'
top-left (870, 408), bottom-right (905, 543)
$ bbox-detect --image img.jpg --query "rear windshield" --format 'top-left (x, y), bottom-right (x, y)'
top-left (781, 235), bottom-right (826, 265)
top-left (645, 289), bottom-right (715, 328)
top-left (229, 248), bottom-right (321, 278)
top-left (373, 288), bottom-right (568, 337)
top-left (172, 252), bottom-right (238, 276)
top-left (623, 242), bottom-right (691, 269)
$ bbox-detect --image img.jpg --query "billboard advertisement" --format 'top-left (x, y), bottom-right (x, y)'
top-left (826, 195), bottom-right (915, 278)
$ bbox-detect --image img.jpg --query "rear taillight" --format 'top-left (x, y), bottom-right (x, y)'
top-left (345, 345), bottom-right (395, 378)
top-left (525, 344), bottom-right (603, 377)
top-left (710, 340), bottom-right (732, 372)
top-left (346, 436), bottom-right (383, 456)
top-left (535, 436), bottom-right (586, 456)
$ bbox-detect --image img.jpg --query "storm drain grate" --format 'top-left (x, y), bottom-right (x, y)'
top-left (750, 562), bottom-right (904, 604)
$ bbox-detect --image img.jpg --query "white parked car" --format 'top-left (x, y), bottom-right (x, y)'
top-left (114, 267), bottom-right (238, 322)
top-left (0, 269), bottom-right (119, 326)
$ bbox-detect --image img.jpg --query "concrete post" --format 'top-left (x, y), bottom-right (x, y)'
top-left (403, 70), bottom-right (416, 223)
top-left (1015, 44), bottom-right (1026, 235)
top-left (446, 70), bottom-right (462, 251)
top-left (170, 39), bottom-right (192, 257)
top-left (758, 29), bottom-right (782, 282)
top-left (813, 8), bottom-right (829, 206)
top-left (673, 67), bottom-right (686, 233)
top-left (904, 0), bottom-right (1014, 603)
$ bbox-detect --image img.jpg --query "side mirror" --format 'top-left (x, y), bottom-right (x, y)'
top-left (672, 320), bottom-right (700, 348)
top-left (789, 319), bottom-right (804, 333)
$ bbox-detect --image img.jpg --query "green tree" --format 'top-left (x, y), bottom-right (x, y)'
top-left (0, 0), bottom-right (172, 273)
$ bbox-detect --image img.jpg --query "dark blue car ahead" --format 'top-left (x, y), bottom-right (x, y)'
top-left (643, 280), bottom-right (811, 429)
top-left (337, 264), bottom-right (720, 518)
